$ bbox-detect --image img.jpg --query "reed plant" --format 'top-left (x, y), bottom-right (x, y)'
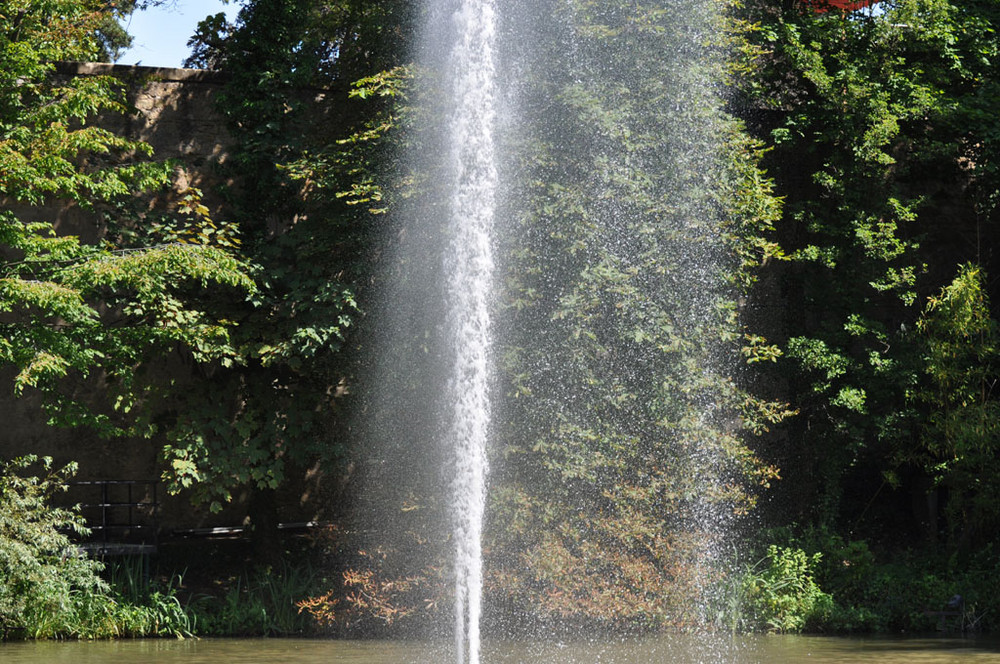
top-left (103, 555), bottom-right (194, 637)
top-left (187, 559), bottom-right (319, 636)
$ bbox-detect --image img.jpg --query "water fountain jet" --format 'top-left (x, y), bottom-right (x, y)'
top-left (369, 0), bottom-right (744, 656)
top-left (424, 1), bottom-right (498, 662)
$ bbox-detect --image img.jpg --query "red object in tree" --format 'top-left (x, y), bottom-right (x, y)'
top-left (805, 0), bottom-right (873, 12)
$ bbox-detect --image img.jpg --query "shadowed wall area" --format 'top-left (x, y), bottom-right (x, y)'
top-left (0, 62), bottom-right (333, 534)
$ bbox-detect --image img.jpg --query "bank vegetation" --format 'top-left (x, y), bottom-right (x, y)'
top-left (3, 0), bottom-right (1000, 639)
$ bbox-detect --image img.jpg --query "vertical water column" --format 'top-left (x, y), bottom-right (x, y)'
top-left (441, 1), bottom-right (497, 663)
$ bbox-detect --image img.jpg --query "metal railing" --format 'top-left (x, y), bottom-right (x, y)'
top-left (67, 480), bottom-right (159, 555)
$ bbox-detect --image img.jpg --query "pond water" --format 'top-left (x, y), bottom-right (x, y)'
top-left (3, 635), bottom-right (1000, 663)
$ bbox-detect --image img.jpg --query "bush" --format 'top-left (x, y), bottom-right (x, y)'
top-left (742, 545), bottom-right (834, 632)
top-left (747, 527), bottom-right (995, 633)
top-left (0, 456), bottom-right (114, 638)
top-left (0, 456), bottom-right (193, 639)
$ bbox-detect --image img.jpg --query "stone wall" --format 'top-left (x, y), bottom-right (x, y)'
top-left (62, 61), bottom-right (235, 215)
top-left (0, 63), bottom-right (327, 533)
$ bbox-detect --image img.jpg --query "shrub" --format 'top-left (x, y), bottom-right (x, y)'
top-left (0, 456), bottom-right (195, 639)
top-left (742, 545), bottom-right (834, 632)
top-left (0, 456), bottom-right (112, 638)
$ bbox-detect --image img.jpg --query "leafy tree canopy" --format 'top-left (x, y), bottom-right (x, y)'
top-left (737, 0), bottom-right (1000, 547)
top-left (0, 1), bottom-right (254, 450)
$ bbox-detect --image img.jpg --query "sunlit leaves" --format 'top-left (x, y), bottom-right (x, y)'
top-left (0, 1), bottom-right (255, 444)
top-left (147, 0), bottom-right (412, 508)
top-left (487, 0), bottom-right (786, 628)
top-left (737, 0), bottom-right (1000, 542)
top-left (901, 264), bottom-right (1000, 536)
top-left (0, 455), bottom-right (114, 638)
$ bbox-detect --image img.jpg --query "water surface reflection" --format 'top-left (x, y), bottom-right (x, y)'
top-left (2, 634), bottom-right (1000, 663)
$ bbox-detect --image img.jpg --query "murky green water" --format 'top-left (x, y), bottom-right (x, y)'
top-left (2, 635), bottom-right (1000, 663)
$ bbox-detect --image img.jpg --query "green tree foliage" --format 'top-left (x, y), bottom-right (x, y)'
top-left (484, 0), bottom-right (785, 629)
top-left (737, 0), bottom-right (1000, 545)
top-left (156, 0), bottom-right (413, 510)
top-left (906, 264), bottom-right (1000, 542)
top-left (0, 0), bottom-right (253, 441)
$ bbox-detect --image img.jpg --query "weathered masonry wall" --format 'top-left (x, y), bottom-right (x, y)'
top-left (59, 62), bottom-right (229, 162)
top-left (60, 61), bottom-right (234, 212)
top-left (0, 63), bottom-right (326, 532)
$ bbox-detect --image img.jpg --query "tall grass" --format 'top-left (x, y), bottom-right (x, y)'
top-left (188, 560), bottom-right (319, 636)
top-left (103, 555), bottom-right (193, 637)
